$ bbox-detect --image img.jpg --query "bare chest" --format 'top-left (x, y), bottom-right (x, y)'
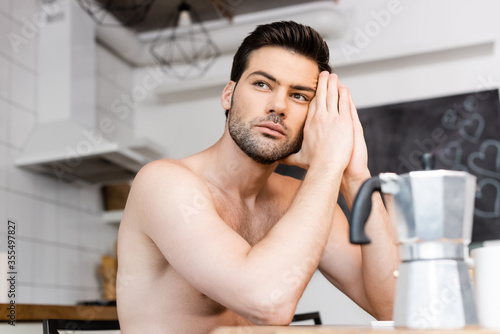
top-left (210, 190), bottom-right (288, 246)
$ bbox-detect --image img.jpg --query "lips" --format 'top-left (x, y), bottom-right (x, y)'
top-left (256, 122), bottom-right (286, 137)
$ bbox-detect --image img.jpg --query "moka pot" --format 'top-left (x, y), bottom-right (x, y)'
top-left (350, 168), bottom-right (478, 329)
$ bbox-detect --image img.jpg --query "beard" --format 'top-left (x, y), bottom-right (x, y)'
top-left (227, 101), bottom-right (304, 165)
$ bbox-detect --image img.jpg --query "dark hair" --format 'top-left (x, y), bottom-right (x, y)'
top-left (230, 21), bottom-right (331, 83)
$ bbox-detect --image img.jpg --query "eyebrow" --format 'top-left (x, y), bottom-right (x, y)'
top-left (248, 71), bottom-right (316, 93)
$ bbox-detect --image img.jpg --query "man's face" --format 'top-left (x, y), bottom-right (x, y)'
top-left (225, 46), bottom-right (319, 165)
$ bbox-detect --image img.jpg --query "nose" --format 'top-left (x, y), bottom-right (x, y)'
top-left (266, 89), bottom-right (288, 118)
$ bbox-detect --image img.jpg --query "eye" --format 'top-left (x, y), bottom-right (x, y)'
top-left (254, 81), bottom-right (270, 89)
top-left (291, 93), bottom-right (308, 102)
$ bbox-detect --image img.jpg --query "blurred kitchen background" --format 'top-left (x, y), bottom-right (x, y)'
top-left (0, 0), bottom-right (499, 326)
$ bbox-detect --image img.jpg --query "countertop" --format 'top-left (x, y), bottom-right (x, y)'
top-left (210, 326), bottom-right (500, 334)
top-left (0, 303), bottom-right (118, 321)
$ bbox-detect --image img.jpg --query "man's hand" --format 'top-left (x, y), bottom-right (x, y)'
top-left (340, 93), bottom-right (371, 200)
top-left (281, 72), bottom-right (354, 172)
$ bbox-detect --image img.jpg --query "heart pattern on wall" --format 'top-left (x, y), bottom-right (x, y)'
top-left (458, 113), bottom-right (485, 144)
top-left (438, 141), bottom-right (468, 171)
top-left (468, 139), bottom-right (500, 179)
top-left (475, 178), bottom-right (500, 218)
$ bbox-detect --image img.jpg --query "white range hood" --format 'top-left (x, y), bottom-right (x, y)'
top-left (16, 1), bottom-right (163, 184)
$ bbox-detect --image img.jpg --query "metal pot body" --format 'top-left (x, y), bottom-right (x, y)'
top-left (380, 170), bottom-right (476, 261)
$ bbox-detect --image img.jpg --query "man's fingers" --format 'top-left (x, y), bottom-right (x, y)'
top-left (326, 73), bottom-right (340, 114)
top-left (338, 84), bottom-right (351, 117)
top-left (349, 93), bottom-right (364, 133)
top-left (349, 94), bottom-right (359, 121)
top-left (312, 71), bottom-right (329, 117)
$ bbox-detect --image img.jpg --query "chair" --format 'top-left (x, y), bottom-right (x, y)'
top-left (42, 319), bottom-right (120, 333)
top-left (291, 311), bottom-right (322, 325)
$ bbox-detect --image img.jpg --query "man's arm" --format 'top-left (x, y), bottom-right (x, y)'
top-left (319, 199), bottom-right (397, 320)
top-left (131, 72), bottom-right (355, 325)
top-left (319, 91), bottom-right (399, 320)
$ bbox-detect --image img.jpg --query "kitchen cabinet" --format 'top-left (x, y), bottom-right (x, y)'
top-left (0, 323), bottom-right (42, 334)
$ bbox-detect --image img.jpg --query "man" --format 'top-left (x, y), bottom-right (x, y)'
top-left (117, 21), bottom-right (398, 334)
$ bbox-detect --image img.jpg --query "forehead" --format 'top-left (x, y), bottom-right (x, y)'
top-left (244, 46), bottom-right (320, 87)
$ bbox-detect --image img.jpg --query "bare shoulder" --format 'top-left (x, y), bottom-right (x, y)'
top-left (125, 158), bottom-right (214, 230)
top-left (132, 158), bottom-right (208, 195)
top-left (135, 158), bottom-right (198, 181)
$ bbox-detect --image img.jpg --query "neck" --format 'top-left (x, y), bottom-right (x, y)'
top-left (202, 129), bottom-right (279, 201)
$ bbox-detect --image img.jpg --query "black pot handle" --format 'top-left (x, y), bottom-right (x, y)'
top-left (349, 176), bottom-right (382, 244)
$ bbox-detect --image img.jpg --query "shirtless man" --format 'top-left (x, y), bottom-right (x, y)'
top-left (117, 21), bottom-right (398, 334)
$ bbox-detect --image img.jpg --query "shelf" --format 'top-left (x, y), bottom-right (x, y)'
top-left (102, 210), bottom-right (123, 224)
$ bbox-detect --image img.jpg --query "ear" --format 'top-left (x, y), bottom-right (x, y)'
top-left (221, 81), bottom-right (236, 110)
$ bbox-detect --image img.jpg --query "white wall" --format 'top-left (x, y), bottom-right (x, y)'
top-left (136, 86), bottom-right (226, 159)
top-left (331, 0), bottom-right (500, 108)
top-left (134, 0), bottom-right (500, 325)
top-left (0, 0), bottom-right (119, 305)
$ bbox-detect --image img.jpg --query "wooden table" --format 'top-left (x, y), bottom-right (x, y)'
top-left (211, 326), bottom-right (500, 334)
top-left (0, 303), bottom-right (118, 321)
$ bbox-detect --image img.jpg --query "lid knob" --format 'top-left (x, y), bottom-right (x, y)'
top-left (421, 152), bottom-right (435, 170)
